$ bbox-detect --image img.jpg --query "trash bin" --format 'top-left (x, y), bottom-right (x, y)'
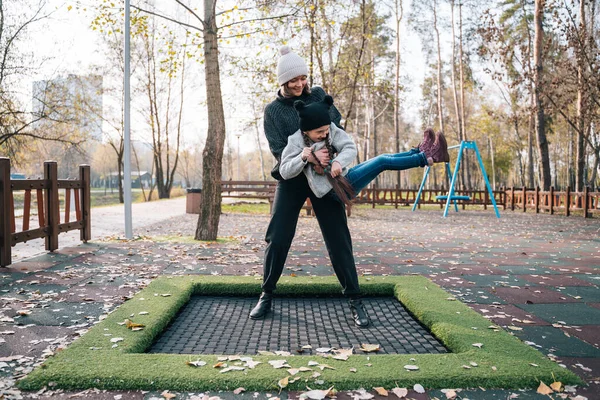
top-left (186, 188), bottom-right (202, 214)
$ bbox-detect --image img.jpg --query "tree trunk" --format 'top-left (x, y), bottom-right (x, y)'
top-left (195, 0), bottom-right (226, 241)
top-left (433, 0), bottom-right (444, 133)
top-left (576, 0), bottom-right (586, 192)
top-left (450, 0), bottom-right (463, 189)
top-left (458, 1), bottom-right (471, 188)
top-left (533, 0), bottom-right (551, 190)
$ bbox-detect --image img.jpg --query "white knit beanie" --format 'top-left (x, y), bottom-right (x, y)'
top-left (277, 45), bottom-right (309, 86)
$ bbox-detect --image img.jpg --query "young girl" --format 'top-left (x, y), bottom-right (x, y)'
top-left (279, 95), bottom-right (449, 205)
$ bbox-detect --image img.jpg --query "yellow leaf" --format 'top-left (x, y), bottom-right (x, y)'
top-left (125, 319), bottom-right (145, 330)
top-left (278, 376), bottom-right (289, 389)
top-left (550, 381), bottom-right (563, 392)
top-left (373, 387), bottom-right (388, 396)
top-left (67, 5), bottom-right (72, 11)
top-left (536, 381), bottom-right (553, 395)
top-left (360, 343), bottom-right (380, 352)
top-left (161, 391), bottom-right (176, 400)
top-left (213, 361), bottom-right (226, 368)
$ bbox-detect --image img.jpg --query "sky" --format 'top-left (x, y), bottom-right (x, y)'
top-left (16, 0), bottom-right (470, 156)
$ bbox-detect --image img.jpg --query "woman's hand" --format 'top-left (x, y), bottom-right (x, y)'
top-left (329, 161), bottom-right (342, 177)
top-left (312, 148), bottom-right (330, 167)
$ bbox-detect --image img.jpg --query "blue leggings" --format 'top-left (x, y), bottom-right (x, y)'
top-left (345, 148), bottom-right (427, 194)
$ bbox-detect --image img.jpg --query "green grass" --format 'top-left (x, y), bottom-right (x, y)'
top-left (18, 276), bottom-right (582, 392)
top-left (221, 202), bottom-right (271, 214)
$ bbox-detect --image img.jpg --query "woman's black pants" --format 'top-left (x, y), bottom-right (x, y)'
top-left (261, 174), bottom-right (360, 297)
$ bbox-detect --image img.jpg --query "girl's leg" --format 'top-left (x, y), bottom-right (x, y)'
top-left (346, 151), bottom-right (428, 194)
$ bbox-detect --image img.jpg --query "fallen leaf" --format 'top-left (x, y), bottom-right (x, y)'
top-left (233, 387), bottom-right (245, 394)
top-left (391, 387), bottom-right (408, 398)
top-left (213, 361), bottom-right (226, 368)
top-left (413, 384), bottom-right (425, 394)
top-left (537, 381), bottom-right (553, 395)
top-left (269, 360), bottom-right (291, 369)
top-left (373, 387), bottom-right (388, 396)
top-left (220, 366), bottom-right (245, 373)
top-left (404, 365), bottom-right (419, 371)
top-left (125, 319), bottom-right (145, 330)
top-left (444, 389), bottom-right (457, 399)
top-left (550, 381), bottom-right (563, 392)
top-left (186, 360), bottom-right (206, 367)
top-left (360, 343), bottom-right (380, 353)
top-left (299, 386), bottom-right (335, 400)
top-left (16, 310), bottom-right (31, 316)
top-left (278, 376), bottom-right (289, 389)
top-left (349, 368), bottom-right (357, 373)
top-left (161, 391), bottom-right (176, 400)
top-left (317, 364), bottom-right (336, 370)
top-left (287, 368), bottom-right (300, 376)
top-left (110, 337), bottom-right (123, 343)
top-left (472, 343), bottom-right (483, 348)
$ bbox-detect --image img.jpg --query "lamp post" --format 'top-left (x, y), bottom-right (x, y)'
top-left (235, 133), bottom-right (241, 180)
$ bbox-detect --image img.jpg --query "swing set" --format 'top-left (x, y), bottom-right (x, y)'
top-left (412, 140), bottom-right (501, 218)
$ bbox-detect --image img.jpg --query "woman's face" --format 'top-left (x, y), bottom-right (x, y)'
top-left (304, 125), bottom-right (329, 142)
top-left (286, 75), bottom-right (308, 97)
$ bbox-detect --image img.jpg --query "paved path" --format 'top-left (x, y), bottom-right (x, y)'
top-left (2, 206), bottom-right (599, 399)
top-left (10, 197), bottom-right (187, 263)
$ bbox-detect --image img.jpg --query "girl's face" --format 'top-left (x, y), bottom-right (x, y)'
top-left (304, 125), bottom-right (329, 142)
top-left (286, 75), bottom-right (308, 97)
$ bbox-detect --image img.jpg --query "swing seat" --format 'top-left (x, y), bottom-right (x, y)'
top-left (435, 195), bottom-right (471, 202)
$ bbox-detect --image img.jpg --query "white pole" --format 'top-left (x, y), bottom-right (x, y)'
top-left (123, 0), bottom-right (133, 239)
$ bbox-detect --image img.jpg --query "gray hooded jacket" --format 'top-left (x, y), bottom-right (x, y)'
top-left (279, 123), bottom-right (357, 198)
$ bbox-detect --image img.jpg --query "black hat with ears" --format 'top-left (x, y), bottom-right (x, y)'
top-left (294, 95), bottom-right (334, 132)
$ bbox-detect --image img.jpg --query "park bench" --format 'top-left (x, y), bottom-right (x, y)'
top-left (219, 180), bottom-right (315, 215)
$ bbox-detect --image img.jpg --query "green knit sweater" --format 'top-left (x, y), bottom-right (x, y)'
top-left (264, 86), bottom-right (342, 162)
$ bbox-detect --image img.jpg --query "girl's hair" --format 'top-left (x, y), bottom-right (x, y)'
top-left (282, 80), bottom-right (311, 97)
top-left (302, 132), bottom-right (355, 206)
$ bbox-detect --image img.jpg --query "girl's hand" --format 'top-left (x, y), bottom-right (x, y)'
top-left (313, 148), bottom-right (330, 167)
top-left (330, 161), bottom-right (342, 177)
top-left (301, 147), bottom-right (312, 162)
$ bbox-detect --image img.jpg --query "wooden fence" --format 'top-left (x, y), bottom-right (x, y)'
top-left (506, 186), bottom-right (600, 218)
top-left (0, 158), bottom-right (91, 267)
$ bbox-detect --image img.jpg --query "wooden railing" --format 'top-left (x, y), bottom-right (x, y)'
top-left (0, 158), bottom-right (91, 267)
top-left (506, 186), bottom-right (600, 218)
top-left (218, 181), bottom-right (599, 219)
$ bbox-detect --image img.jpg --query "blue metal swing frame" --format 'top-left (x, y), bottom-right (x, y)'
top-left (411, 140), bottom-right (500, 218)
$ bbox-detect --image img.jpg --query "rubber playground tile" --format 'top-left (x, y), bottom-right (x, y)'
top-left (469, 304), bottom-right (550, 326)
top-left (429, 275), bottom-right (476, 287)
top-left (459, 274), bottom-right (537, 287)
top-left (143, 391), bottom-right (287, 400)
top-left (512, 326), bottom-right (600, 358)
top-left (492, 286), bottom-right (580, 304)
top-left (0, 283), bottom-right (69, 297)
top-left (557, 356), bottom-right (600, 379)
top-left (389, 265), bottom-right (450, 275)
top-left (59, 284), bottom-right (139, 303)
top-left (448, 265), bottom-right (506, 274)
top-left (447, 288), bottom-right (506, 304)
top-left (0, 271), bottom-right (29, 286)
top-left (355, 264), bottom-right (396, 275)
top-left (570, 274), bottom-right (600, 285)
top-left (162, 263), bottom-right (225, 275)
top-left (21, 271), bottom-right (92, 286)
top-left (554, 286), bottom-right (600, 302)
top-left (10, 301), bottom-right (105, 327)
top-left (495, 265), bottom-right (560, 275)
top-left (427, 389), bottom-right (553, 399)
top-left (517, 302), bottom-right (600, 326)
top-left (5, 260), bottom-right (55, 273)
top-left (0, 325), bottom-right (72, 358)
top-left (562, 325), bottom-right (600, 349)
top-left (518, 274), bottom-right (596, 287)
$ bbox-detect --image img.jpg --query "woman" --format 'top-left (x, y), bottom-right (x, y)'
top-left (249, 46), bottom-right (369, 327)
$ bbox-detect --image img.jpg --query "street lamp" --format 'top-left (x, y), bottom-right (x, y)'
top-left (235, 133), bottom-right (241, 180)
